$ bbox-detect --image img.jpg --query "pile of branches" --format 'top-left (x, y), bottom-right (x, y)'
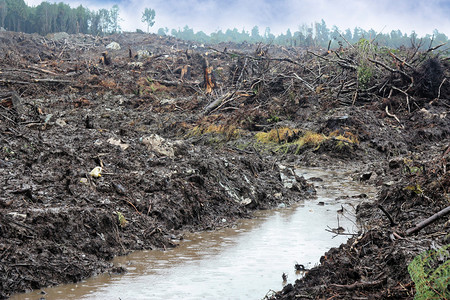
top-left (201, 39), bottom-right (449, 116)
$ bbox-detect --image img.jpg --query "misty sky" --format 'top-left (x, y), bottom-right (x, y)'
top-left (24, 0), bottom-right (450, 37)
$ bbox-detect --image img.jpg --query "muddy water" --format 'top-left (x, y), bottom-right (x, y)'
top-left (14, 168), bottom-right (375, 300)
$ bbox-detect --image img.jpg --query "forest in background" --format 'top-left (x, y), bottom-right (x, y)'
top-left (0, 0), bottom-right (449, 50)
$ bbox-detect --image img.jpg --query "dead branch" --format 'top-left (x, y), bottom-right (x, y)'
top-left (33, 78), bottom-right (73, 84)
top-left (391, 86), bottom-right (413, 112)
top-left (385, 106), bottom-right (404, 128)
top-left (368, 58), bottom-right (414, 88)
top-left (27, 65), bottom-right (59, 76)
top-left (308, 50), bottom-right (358, 70)
top-left (426, 42), bottom-right (446, 53)
top-left (329, 279), bottom-right (385, 291)
top-left (207, 46), bottom-right (303, 66)
top-left (292, 73), bottom-right (315, 93)
top-left (388, 51), bottom-right (415, 70)
top-left (437, 78), bottom-right (447, 99)
top-left (338, 31), bottom-right (355, 49)
top-left (203, 91), bottom-right (234, 114)
top-left (406, 205), bottom-right (450, 235)
top-left (377, 204), bottom-right (397, 226)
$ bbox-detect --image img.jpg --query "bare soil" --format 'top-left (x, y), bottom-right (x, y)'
top-left (0, 31), bottom-right (449, 299)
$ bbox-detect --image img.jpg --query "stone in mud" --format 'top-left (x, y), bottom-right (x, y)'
top-left (106, 42), bottom-right (121, 50)
top-left (140, 134), bottom-right (186, 158)
top-left (136, 49), bottom-right (151, 59)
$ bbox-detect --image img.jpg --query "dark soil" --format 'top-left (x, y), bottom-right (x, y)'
top-left (0, 31), bottom-right (449, 299)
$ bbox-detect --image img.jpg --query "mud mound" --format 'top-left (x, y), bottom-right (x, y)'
top-left (1, 30), bottom-right (449, 299)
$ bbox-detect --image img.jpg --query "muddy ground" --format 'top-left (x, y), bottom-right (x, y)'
top-left (0, 31), bottom-right (449, 299)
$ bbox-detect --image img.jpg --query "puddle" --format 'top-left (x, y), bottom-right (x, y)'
top-left (12, 168), bottom-right (375, 300)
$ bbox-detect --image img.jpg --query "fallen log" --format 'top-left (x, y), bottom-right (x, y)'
top-left (203, 91), bottom-right (234, 114)
top-left (406, 205), bottom-right (450, 235)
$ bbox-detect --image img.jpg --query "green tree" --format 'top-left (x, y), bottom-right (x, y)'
top-left (98, 8), bottom-right (110, 34)
top-left (56, 2), bottom-right (70, 32)
top-left (251, 25), bottom-right (260, 42)
top-left (157, 27), bottom-right (166, 35)
top-left (35, 2), bottom-right (55, 34)
top-left (141, 7), bottom-right (155, 33)
top-left (75, 5), bottom-right (88, 34)
top-left (315, 19), bottom-right (329, 47)
top-left (0, 0), bottom-right (7, 28)
top-left (5, 0), bottom-right (27, 31)
top-left (109, 4), bottom-right (121, 33)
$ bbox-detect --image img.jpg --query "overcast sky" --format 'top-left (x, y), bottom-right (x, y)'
top-left (24, 0), bottom-right (450, 37)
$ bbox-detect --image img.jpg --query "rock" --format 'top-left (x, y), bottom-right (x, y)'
top-left (107, 138), bottom-right (129, 150)
top-left (106, 42), bottom-right (121, 50)
top-left (55, 118), bottom-right (66, 127)
top-left (137, 49), bottom-right (150, 59)
top-left (140, 134), bottom-right (186, 158)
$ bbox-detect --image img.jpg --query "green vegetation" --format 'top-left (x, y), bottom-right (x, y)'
top-left (408, 245), bottom-right (450, 299)
top-left (167, 22), bottom-right (448, 51)
top-left (404, 184), bottom-right (424, 196)
top-left (187, 124), bottom-right (241, 142)
top-left (0, 0), bottom-right (124, 35)
top-left (255, 127), bottom-right (301, 144)
top-left (141, 8), bottom-right (155, 33)
top-left (0, 1), bottom-right (448, 50)
top-left (116, 211), bottom-right (128, 228)
top-left (255, 128), bottom-right (359, 154)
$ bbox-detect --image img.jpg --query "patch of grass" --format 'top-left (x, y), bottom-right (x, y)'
top-left (255, 127), bottom-right (300, 144)
top-left (329, 130), bottom-right (360, 150)
top-left (254, 129), bottom-right (359, 154)
top-left (187, 124), bottom-right (241, 141)
top-left (294, 131), bottom-right (326, 148)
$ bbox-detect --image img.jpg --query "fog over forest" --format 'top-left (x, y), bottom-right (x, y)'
top-left (1, 0), bottom-right (449, 49)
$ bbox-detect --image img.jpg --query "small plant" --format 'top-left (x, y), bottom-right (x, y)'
top-left (356, 38), bottom-right (376, 90)
top-left (404, 184), bottom-right (424, 196)
top-left (116, 211), bottom-right (128, 228)
top-left (402, 159), bottom-right (424, 175)
top-left (408, 245), bottom-right (449, 299)
top-left (357, 64), bottom-right (373, 90)
top-left (267, 115), bottom-right (280, 123)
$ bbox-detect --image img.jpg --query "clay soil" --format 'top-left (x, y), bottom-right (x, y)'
top-left (0, 31), bottom-right (449, 299)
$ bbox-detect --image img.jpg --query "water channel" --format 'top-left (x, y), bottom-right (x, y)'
top-left (13, 168), bottom-right (375, 300)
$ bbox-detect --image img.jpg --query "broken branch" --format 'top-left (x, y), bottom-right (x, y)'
top-left (406, 205), bottom-right (450, 235)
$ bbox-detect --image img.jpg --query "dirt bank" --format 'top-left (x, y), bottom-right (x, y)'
top-left (1, 31), bottom-right (449, 299)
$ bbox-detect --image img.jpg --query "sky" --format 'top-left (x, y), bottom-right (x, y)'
top-left (24, 0), bottom-right (450, 37)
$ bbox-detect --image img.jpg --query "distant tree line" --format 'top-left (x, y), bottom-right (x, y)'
top-left (0, 0), bottom-right (448, 51)
top-left (0, 0), bottom-right (122, 35)
top-left (164, 20), bottom-right (449, 50)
